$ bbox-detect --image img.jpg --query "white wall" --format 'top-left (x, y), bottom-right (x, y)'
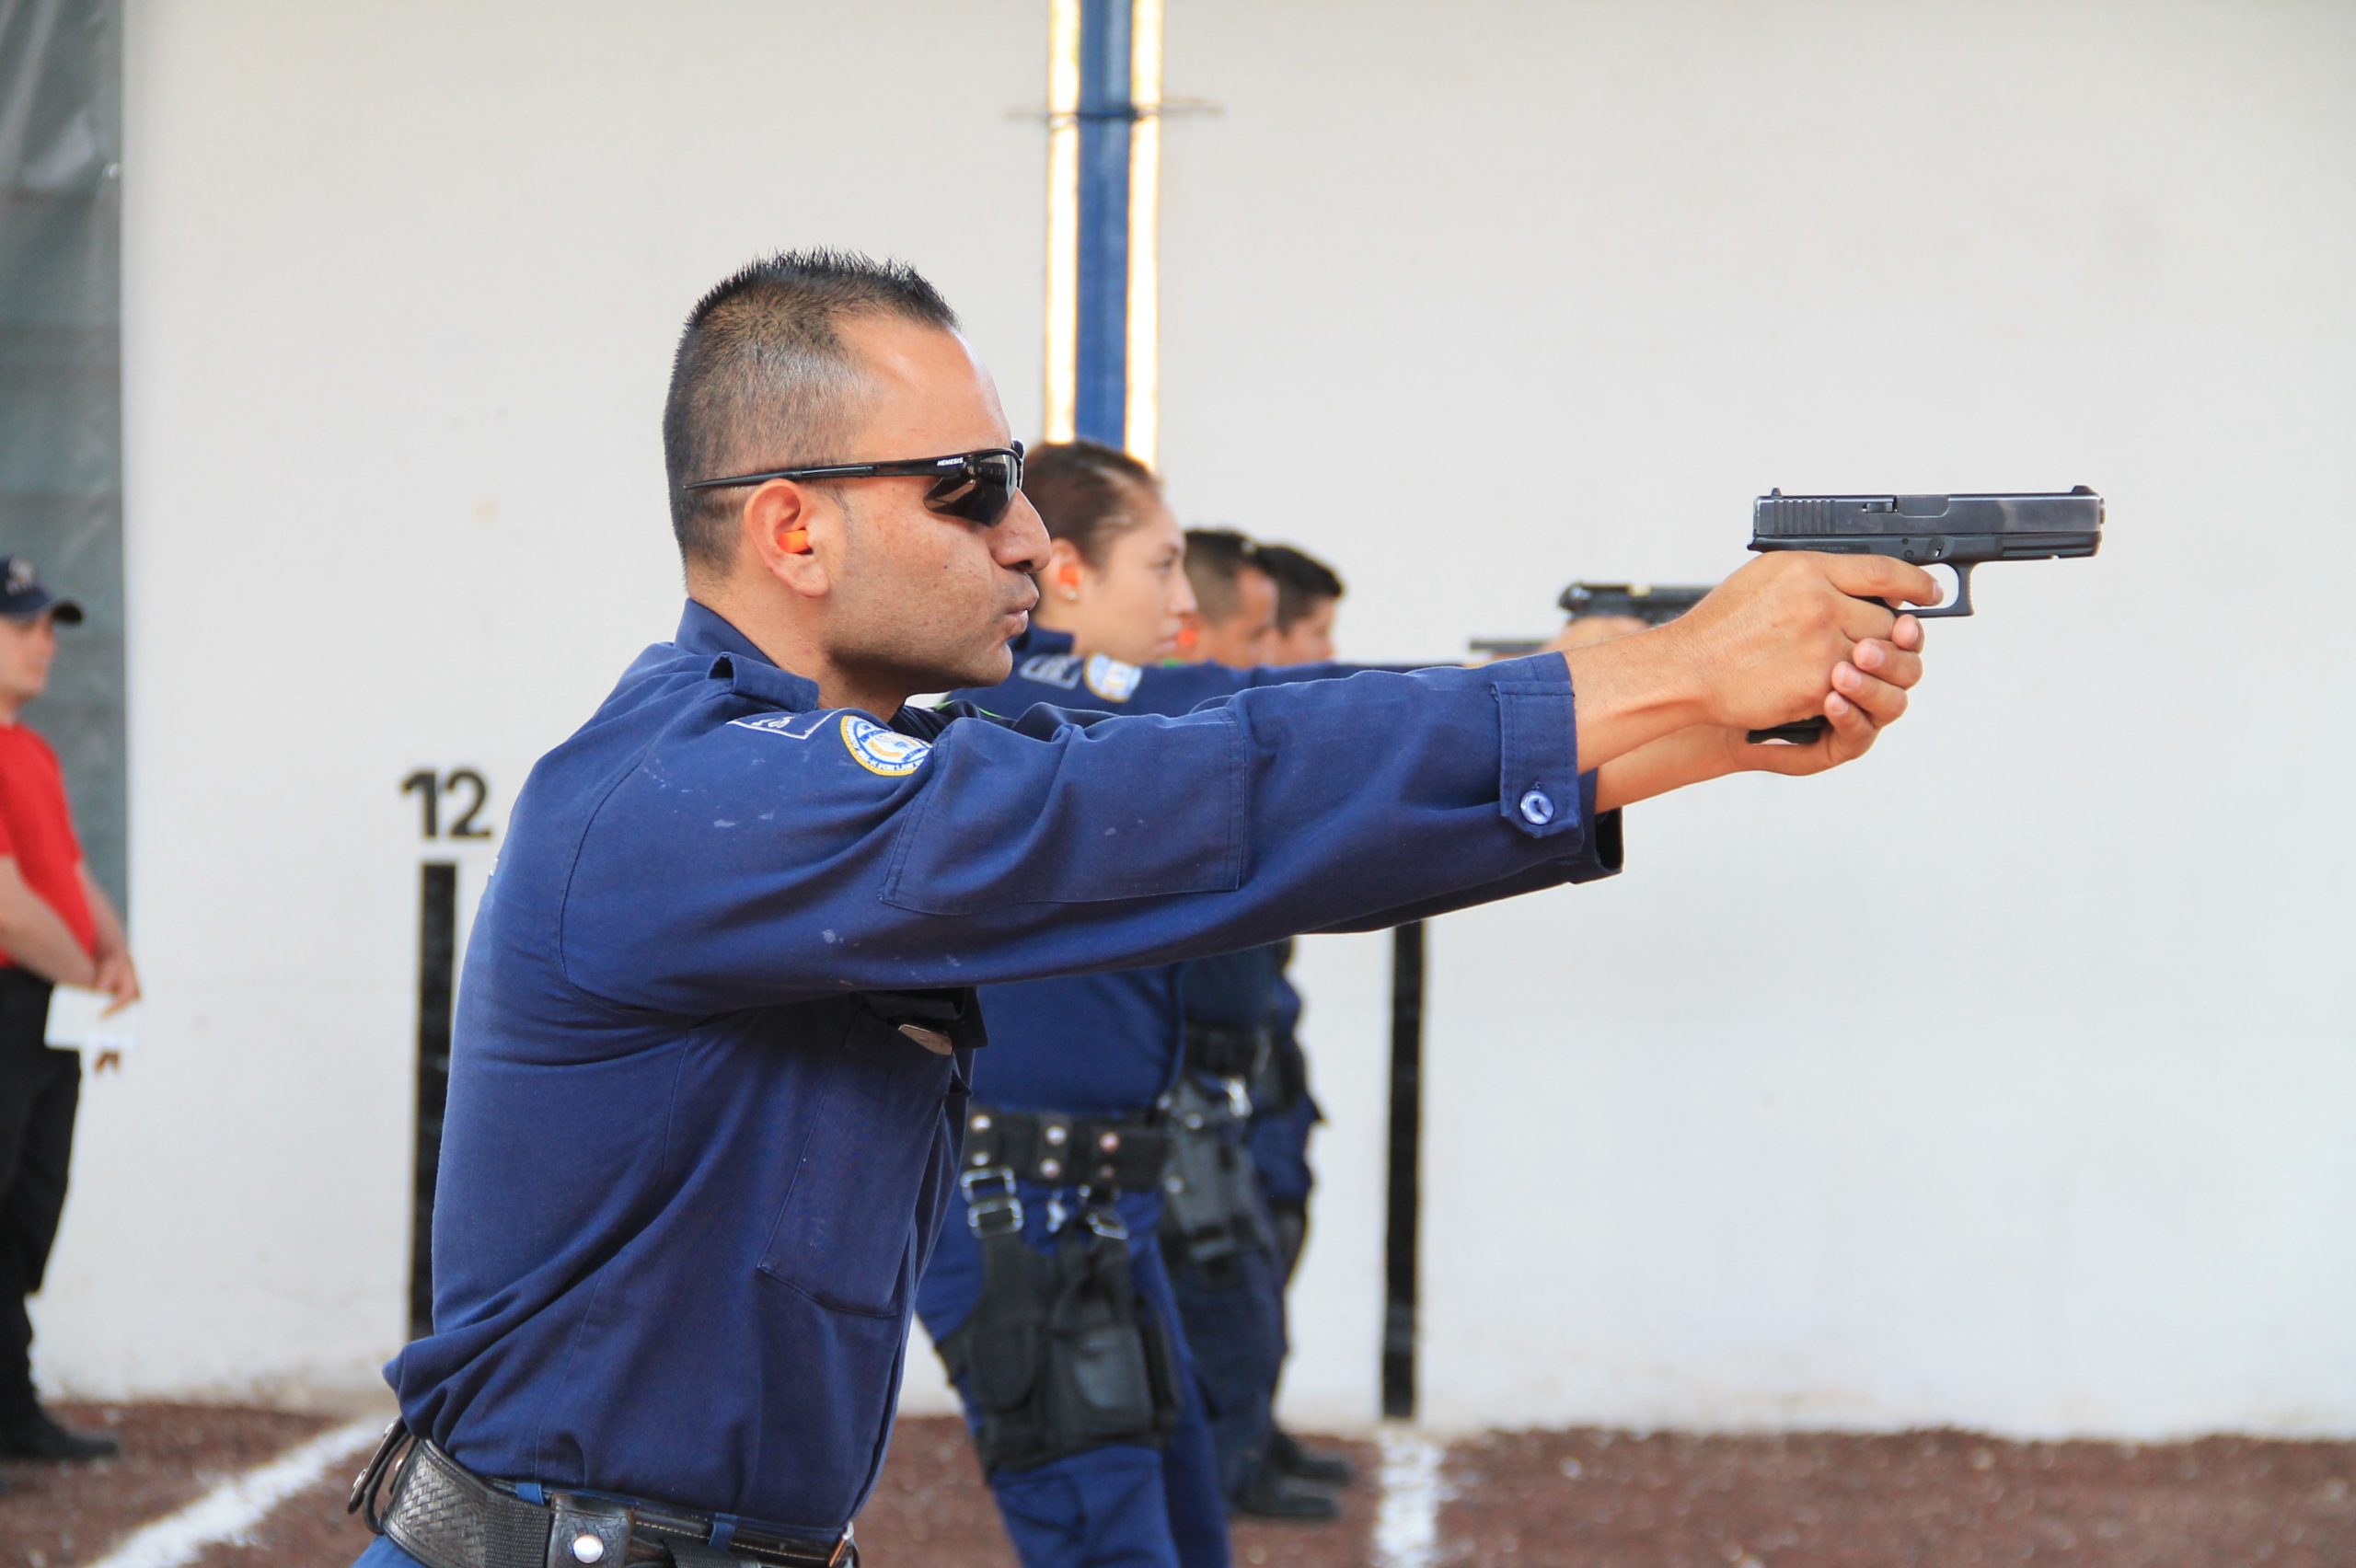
top-left (39, 0), bottom-right (2353, 1442)
top-left (1156, 0), bottom-right (2356, 1435)
top-left (40, 0), bottom-right (1043, 1408)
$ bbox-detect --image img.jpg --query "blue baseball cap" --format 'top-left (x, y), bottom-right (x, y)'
top-left (0, 558), bottom-right (84, 624)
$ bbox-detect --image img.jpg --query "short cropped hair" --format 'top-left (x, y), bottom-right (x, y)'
top-left (663, 249), bottom-right (959, 569)
top-left (1182, 528), bottom-right (1263, 623)
top-left (1253, 543), bottom-right (1345, 629)
top-left (1022, 441), bottom-right (1161, 565)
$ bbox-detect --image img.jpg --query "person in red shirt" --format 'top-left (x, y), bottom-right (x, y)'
top-left (0, 557), bottom-right (136, 1469)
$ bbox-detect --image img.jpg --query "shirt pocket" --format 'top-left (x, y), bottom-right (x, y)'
top-left (756, 1011), bottom-right (957, 1317)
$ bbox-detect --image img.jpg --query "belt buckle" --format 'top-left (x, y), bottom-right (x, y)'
top-left (345, 1417), bottom-right (413, 1533)
top-left (959, 1165), bottom-right (1023, 1238)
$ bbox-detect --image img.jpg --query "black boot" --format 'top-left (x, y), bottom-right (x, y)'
top-left (0, 1405), bottom-right (121, 1461)
top-left (1269, 1426), bottom-right (1357, 1486)
top-left (1231, 1461), bottom-right (1341, 1522)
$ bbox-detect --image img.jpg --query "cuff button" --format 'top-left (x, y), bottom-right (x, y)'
top-left (1519, 790), bottom-right (1556, 825)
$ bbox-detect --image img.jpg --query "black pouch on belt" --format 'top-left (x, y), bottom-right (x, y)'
top-left (1040, 1218), bottom-right (1160, 1448)
top-left (943, 1207), bottom-right (1182, 1475)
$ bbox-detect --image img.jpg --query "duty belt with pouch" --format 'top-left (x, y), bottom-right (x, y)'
top-left (938, 1105), bottom-right (1184, 1475)
top-left (1157, 1069), bottom-right (1276, 1282)
top-left (349, 1424), bottom-right (855, 1568)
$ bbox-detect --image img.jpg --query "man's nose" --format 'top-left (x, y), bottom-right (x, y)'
top-left (995, 495), bottom-right (1052, 576)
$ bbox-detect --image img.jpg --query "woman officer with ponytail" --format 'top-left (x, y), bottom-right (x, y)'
top-left (914, 441), bottom-right (1381, 1568)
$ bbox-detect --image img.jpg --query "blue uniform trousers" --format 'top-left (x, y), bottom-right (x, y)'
top-left (1163, 1238), bottom-right (1287, 1502)
top-left (1246, 1094), bottom-right (1318, 1219)
top-left (917, 1184), bottom-right (1230, 1568)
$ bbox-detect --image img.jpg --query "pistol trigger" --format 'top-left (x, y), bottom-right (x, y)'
top-left (1906, 561), bottom-right (1974, 619)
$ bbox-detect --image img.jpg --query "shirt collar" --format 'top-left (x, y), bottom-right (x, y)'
top-left (1010, 624), bottom-right (1075, 658)
top-left (676, 600), bottom-right (824, 712)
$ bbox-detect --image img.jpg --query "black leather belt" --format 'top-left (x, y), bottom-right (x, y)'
top-left (349, 1423), bottom-right (855, 1568)
top-left (961, 1104), bottom-right (1169, 1192)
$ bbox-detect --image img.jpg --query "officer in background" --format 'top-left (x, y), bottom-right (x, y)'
top-left (1229, 543), bottom-right (1355, 1497)
top-left (1164, 531), bottom-right (1344, 1521)
top-left (1173, 529), bottom-right (1276, 666)
top-left (353, 251), bottom-right (1935, 1568)
top-left (926, 463), bottom-right (1484, 1559)
top-left (1253, 546), bottom-right (1342, 665)
top-left (0, 560), bottom-right (135, 1472)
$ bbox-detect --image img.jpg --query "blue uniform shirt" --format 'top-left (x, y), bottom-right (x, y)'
top-left (952, 630), bottom-right (1407, 1113)
top-left (389, 603), bottom-right (1618, 1535)
top-left (950, 628), bottom-right (1592, 1115)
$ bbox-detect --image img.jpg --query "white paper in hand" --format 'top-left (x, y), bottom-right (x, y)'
top-left (46, 985), bottom-right (138, 1055)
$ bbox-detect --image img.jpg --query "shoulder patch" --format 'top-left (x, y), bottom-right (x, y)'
top-left (1083, 653), bottom-right (1142, 703)
top-left (729, 710), bottom-right (834, 740)
top-left (1018, 651), bottom-right (1085, 689)
top-left (840, 714), bottom-right (931, 778)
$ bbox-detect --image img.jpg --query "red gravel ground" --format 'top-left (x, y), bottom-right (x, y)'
top-left (848, 1420), bottom-right (1380, 1568)
top-left (4, 1408), bottom-right (2349, 1568)
top-left (0, 1404), bottom-right (331, 1568)
top-left (1441, 1427), bottom-right (2356, 1568)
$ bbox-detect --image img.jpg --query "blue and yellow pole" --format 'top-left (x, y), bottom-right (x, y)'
top-left (1045, 0), bottom-right (1163, 463)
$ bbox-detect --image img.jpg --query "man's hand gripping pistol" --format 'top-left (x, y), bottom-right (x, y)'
top-left (1745, 487), bottom-right (2106, 744)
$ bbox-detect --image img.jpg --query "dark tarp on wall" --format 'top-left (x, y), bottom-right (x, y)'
top-left (0, 0), bottom-right (126, 908)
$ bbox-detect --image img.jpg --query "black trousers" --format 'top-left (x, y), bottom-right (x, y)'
top-left (0, 967), bottom-right (77, 1416)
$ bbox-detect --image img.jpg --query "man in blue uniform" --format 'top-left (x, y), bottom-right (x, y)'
top-left (1161, 528), bottom-right (1342, 1523)
top-left (1172, 529), bottom-right (1276, 666)
top-left (1242, 544), bottom-right (1357, 1498)
top-left (351, 250), bottom-right (1933, 1568)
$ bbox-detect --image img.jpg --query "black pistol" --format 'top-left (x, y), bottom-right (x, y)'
top-left (1557, 582), bottom-right (1711, 627)
top-left (1469, 582), bottom-right (1712, 658)
top-left (1745, 487), bottom-right (2105, 744)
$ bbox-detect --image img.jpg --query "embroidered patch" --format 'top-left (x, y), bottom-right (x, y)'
top-left (1082, 653), bottom-right (1142, 703)
top-left (729, 710), bottom-right (834, 740)
top-left (841, 714), bottom-right (931, 777)
top-left (1019, 652), bottom-right (1084, 688)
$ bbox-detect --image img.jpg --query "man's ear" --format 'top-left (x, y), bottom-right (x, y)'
top-left (743, 479), bottom-right (829, 599)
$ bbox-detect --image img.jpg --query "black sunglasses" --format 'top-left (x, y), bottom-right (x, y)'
top-left (683, 443), bottom-right (1026, 525)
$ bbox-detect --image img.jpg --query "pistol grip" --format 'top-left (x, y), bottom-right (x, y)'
top-left (1747, 718), bottom-right (1831, 744)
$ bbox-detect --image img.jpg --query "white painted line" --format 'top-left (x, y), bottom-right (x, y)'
top-left (1371, 1423), bottom-right (1448, 1568)
top-left (86, 1413), bottom-right (389, 1568)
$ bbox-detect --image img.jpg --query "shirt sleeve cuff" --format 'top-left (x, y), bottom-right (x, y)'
top-left (1490, 663), bottom-right (1584, 842)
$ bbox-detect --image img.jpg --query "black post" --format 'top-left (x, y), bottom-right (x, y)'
top-left (410, 861), bottom-right (458, 1338)
top-left (1381, 920), bottom-right (1426, 1418)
